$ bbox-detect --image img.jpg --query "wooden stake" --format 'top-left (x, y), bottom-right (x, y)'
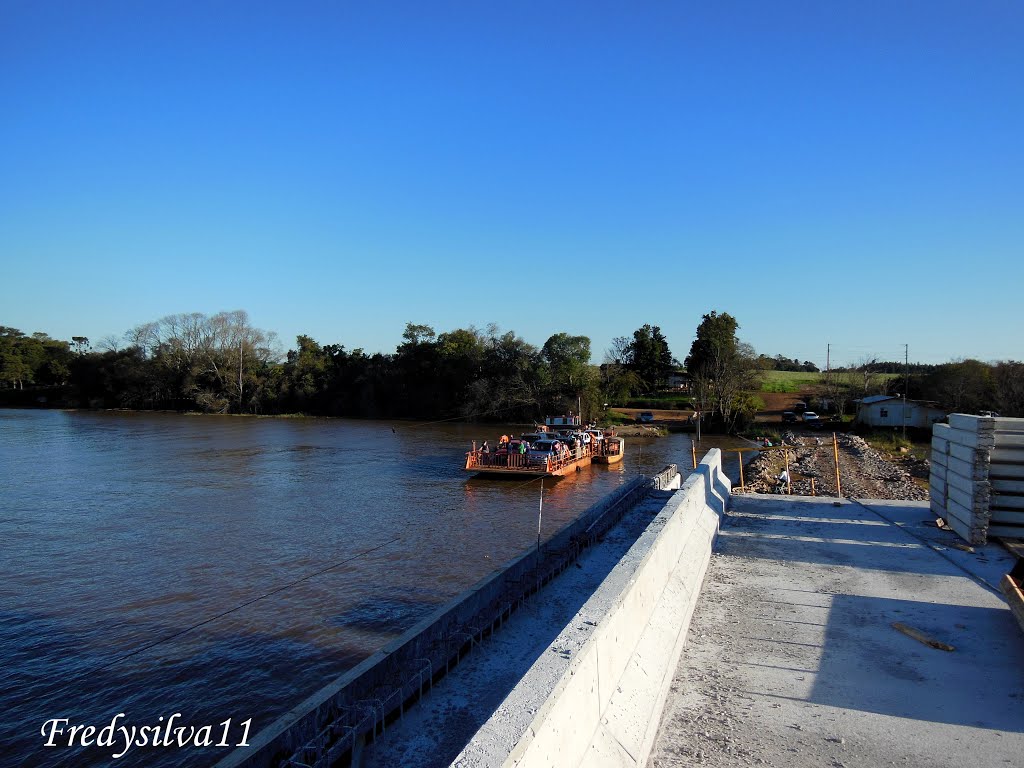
top-left (537, 479), bottom-right (544, 552)
top-left (737, 451), bottom-right (744, 492)
top-left (691, 442), bottom-right (697, 469)
top-left (892, 622), bottom-right (955, 652)
top-left (833, 432), bottom-right (842, 498)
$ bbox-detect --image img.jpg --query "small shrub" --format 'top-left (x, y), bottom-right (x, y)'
top-left (603, 410), bottom-right (633, 425)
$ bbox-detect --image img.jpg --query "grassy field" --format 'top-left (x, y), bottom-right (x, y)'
top-left (603, 410), bottom-right (636, 425)
top-left (759, 370), bottom-right (823, 393)
top-left (758, 370), bottom-right (902, 393)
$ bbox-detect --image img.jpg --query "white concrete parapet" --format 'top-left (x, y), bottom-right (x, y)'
top-left (499, 449), bottom-right (731, 768)
top-left (931, 414), bottom-right (1024, 543)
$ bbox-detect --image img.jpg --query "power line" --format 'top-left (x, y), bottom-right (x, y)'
top-left (73, 536), bottom-right (404, 682)
top-left (397, 400), bottom-right (538, 430)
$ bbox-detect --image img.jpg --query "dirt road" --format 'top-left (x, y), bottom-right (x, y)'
top-left (742, 432), bottom-right (928, 501)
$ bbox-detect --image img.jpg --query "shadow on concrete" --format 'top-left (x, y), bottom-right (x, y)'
top-left (720, 497), bottom-right (1008, 581)
top-left (724, 496), bottom-right (1024, 734)
top-left (804, 594), bottom-right (1024, 732)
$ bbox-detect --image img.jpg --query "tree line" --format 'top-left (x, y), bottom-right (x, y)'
top-left (1, 314), bottom-right (687, 422)
top-left (821, 357), bottom-right (1024, 418)
top-left (3, 311), bottom-right (1021, 424)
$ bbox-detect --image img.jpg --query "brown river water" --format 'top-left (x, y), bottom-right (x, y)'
top-left (0, 409), bottom-right (750, 767)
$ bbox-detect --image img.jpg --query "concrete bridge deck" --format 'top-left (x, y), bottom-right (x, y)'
top-left (649, 494), bottom-right (1023, 768)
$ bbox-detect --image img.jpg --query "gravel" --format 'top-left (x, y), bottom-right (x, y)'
top-left (740, 433), bottom-right (928, 501)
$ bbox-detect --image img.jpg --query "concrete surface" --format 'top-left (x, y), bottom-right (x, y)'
top-left (648, 494), bottom-right (1024, 768)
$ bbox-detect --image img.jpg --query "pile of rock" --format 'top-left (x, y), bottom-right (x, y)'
top-left (737, 433), bottom-right (928, 501)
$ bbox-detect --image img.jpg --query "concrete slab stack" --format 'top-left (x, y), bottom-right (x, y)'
top-left (989, 417), bottom-right (1024, 538)
top-left (930, 414), bottom-right (1024, 544)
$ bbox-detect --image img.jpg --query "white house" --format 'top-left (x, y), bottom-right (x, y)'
top-left (855, 395), bottom-right (947, 429)
top-left (666, 371), bottom-right (691, 391)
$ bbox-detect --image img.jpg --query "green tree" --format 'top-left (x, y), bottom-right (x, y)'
top-left (624, 325), bottom-right (674, 392)
top-left (0, 328), bottom-right (71, 389)
top-left (685, 312), bottom-right (761, 430)
top-left (922, 359), bottom-right (993, 413)
top-left (0, 327), bottom-right (29, 388)
top-left (542, 333), bottom-right (591, 393)
top-left (540, 333), bottom-right (599, 418)
top-left (684, 311), bottom-right (738, 373)
top-left (464, 328), bottom-right (542, 421)
top-left (993, 361), bottom-right (1024, 417)
top-left (600, 364), bottom-right (642, 406)
top-left (393, 322), bottom-right (440, 417)
top-left (283, 335), bottom-right (332, 411)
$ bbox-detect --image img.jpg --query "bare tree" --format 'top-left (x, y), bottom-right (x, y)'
top-left (820, 369), bottom-right (851, 417)
top-left (96, 335), bottom-right (122, 353)
top-left (124, 311), bottom-right (281, 412)
top-left (604, 336), bottom-right (632, 365)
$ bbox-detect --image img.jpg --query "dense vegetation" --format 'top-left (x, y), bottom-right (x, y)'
top-left (3, 312), bottom-right (1021, 424)
top-left (1, 315), bottom-right (670, 422)
top-left (818, 358), bottom-right (1024, 418)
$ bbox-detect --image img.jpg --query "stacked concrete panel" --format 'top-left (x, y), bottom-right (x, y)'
top-left (930, 414), bottom-right (1024, 544)
top-left (988, 417), bottom-right (1024, 539)
top-left (930, 415), bottom-right (994, 544)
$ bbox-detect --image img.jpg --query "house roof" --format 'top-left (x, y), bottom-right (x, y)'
top-left (856, 395), bottom-right (947, 410)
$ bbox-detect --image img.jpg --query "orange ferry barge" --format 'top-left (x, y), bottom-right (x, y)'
top-left (464, 416), bottom-right (623, 477)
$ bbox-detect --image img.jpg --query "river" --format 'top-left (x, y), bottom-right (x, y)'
top-left (0, 409), bottom-right (749, 767)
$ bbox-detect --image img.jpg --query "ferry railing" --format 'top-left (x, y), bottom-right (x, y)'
top-left (466, 441), bottom-right (597, 473)
top-left (464, 449), bottom-right (549, 473)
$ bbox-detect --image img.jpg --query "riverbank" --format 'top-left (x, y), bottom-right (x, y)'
top-left (611, 424), bottom-right (668, 437)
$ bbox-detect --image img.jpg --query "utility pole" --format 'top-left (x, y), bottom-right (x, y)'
top-left (239, 339), bottom-right (244, 413)
top-left (903, 344), bottom-right (909, 440)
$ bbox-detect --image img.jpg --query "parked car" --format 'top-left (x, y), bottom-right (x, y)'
top-left (802, 411), bottom-right (820, 423)
top-left (527, 439), bottom-right (562, 463)
top-left (637, 411), bottom-right (655, 423)
top-left (782, 411), bottom-right (798, 423)
top-left (793, 401), bottom-right (808, 413)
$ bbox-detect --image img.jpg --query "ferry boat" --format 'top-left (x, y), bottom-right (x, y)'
top-left (464, 416), bottom-right (624, 477)
top-left (592, 436), bottom-right (625, 464)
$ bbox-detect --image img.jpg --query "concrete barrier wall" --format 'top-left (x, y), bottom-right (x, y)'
top-left (216, 469), bottom-right (678, 768)
top-left (931, 414), bottom-right (1024, 543)
top-left (503, 449), bottom-right (731, 768)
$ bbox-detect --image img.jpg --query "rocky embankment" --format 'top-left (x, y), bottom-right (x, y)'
top-left (742, 432), bottom-right (929, 501)
top-left (612, 424), bottom-right (667, 437)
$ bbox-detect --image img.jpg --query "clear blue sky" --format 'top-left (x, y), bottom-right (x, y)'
top-left (2, 1), bottom-right (1022, 369)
